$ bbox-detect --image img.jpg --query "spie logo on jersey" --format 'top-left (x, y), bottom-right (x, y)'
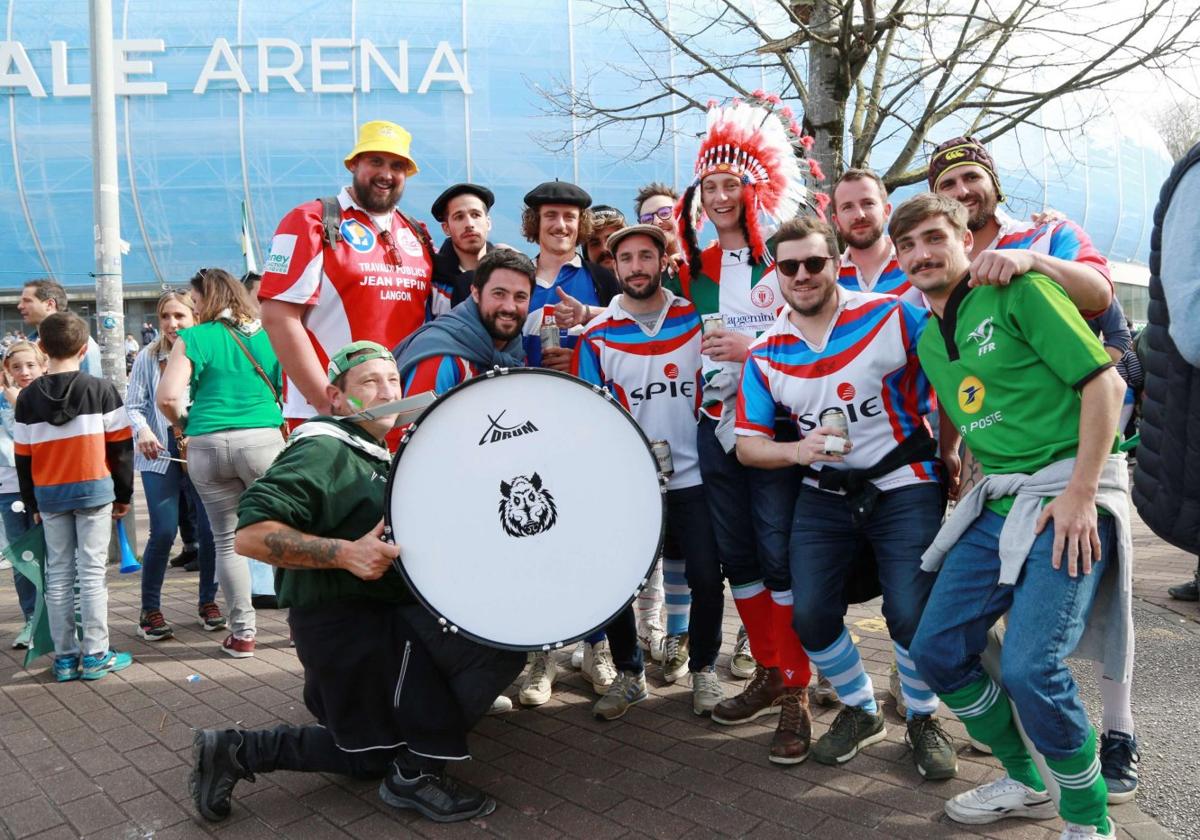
top-left (836, 382), bottom-right (856, 402)
top-left (664, 363), bottom-right (679, 380)
top-left (340, 220), bottom-right (376, 253)
top-left (750, 284), bottom-right (776, 308)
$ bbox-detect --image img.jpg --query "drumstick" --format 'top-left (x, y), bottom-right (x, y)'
top-left (346, 391), bottom-right (436, 425)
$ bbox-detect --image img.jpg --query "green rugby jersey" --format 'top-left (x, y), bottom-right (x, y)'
top-left (916, 272), bottom-right (1115, 515)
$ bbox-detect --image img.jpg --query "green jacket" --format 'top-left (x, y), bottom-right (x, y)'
top-left (236, 416), bottom-right (411, 609)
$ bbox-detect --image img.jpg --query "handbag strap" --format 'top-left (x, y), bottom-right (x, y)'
top-left (221, 323), bottom-right (281, 407)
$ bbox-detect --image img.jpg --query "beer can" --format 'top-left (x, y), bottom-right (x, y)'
top-left (539, 324), bottom-right (561, 350)
top-left (650, 439), bottom-right (674, 478)
top-left (701, 313), bottom-right (725, 337)
top-left (819, 407), bottom-right (850, 442)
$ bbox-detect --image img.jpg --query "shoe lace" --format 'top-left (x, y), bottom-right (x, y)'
top-left (528, 654), bottom-right (550, 683)
top-left (743, 664), bottom-right (768, 695)
top-left (1061, 821), bottom-right (1106, 839)
top-left (907, 716), bottom-right (951, 752)
top-left (144, 610), bottom-right (167, 629)
top-left (199, 603), bottom-right (221, 621)
top-left (694, 668), bottom-right (721, 699)
top-left (733, 630), bottom-right (751, 657)
top-left (593, 645), bottom-right (616, 678)
top-left (779, 692), bottom-right (803, 730)
top-left (829, 705), bottom-right (867, 739)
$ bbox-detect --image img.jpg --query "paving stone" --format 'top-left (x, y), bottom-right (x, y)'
top-left (0, 794), bottom-right (65, 838)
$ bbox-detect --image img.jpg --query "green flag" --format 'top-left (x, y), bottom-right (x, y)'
top-left (4, 525), bottom-right (53, 667)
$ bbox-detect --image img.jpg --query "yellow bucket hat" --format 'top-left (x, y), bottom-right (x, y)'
top-left (343, 121), bottom-right (419, 175)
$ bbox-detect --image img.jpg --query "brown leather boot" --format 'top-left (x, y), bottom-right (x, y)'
top-left (711, 665), bottom-right (784, 725)
top-left (768, 688), bottom-right (812, 765)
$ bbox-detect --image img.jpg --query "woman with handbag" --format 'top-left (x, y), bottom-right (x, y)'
top-left (127, 290), bottom-right (224, 642)
top-left (158, 269), bottom-right (285, 658)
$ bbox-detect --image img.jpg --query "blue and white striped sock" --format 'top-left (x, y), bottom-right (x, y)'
top-left (893, 642), bottom-right (938, 718)
top-left (663, 557), bottom-right (691, 636)
top-left (804, 627), bottom-right (877, 713)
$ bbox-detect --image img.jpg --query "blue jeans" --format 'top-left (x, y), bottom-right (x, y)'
top-left (141, 460), bottom-right (218, 612)
top-left (910, 510), bottom-right (1113, 759)
top-left (43, 504), bottom-right (112, 657)
top-left (789, 482), bottom-right (942, 651)
top-left (697, 416), bottom-right (799, 591)
top-left (0, 491), bottom-right (37, 619)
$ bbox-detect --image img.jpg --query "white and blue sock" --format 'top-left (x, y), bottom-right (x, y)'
top-left (663, 557), bottom-right (690, 636)
top-left (893, 642), bottom-right (938, 718)
top-left (804, 627), bottom-right (877, 713)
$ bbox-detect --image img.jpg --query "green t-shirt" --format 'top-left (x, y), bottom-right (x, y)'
top-left (181, 321), bottom-right (284, 436)
top-left (236, 417), bottom-right (412, 609)
top-left (916, 273), bottom-right (1115, 515)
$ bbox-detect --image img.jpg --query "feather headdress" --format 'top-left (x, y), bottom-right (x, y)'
top-left (675, 95), bottom-right (818, 268)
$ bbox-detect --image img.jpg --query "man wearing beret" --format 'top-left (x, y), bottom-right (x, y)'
top-left (431, 183), bottom-right (499, 308)
top-left (259, 121), bottom-right (443, 430)
top-left (518, 180), bottom-right (620, 372)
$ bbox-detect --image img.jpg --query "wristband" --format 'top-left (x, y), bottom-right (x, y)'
top-left (795, 440), bottom-right (805, 466)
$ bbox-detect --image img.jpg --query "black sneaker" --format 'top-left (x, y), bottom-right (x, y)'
top-left (379, 770), bottom-right (496, 823)
top-left (138, 609), bottom-right (174, 642)
top-left (251, 594), bottom-right (279, 610)
top-left (906, 714), bottom-right (958, 780)
top-left (811, 704), bottom-right (886, 765)
top-left (1168, 578), bottom-right (1199, 601)
top-left (1100, 731), bottom-right (1139, 803)
top-left (190, 729), bottom-right (255, 822)
top-left (169, 546), bottom-right (198, 568)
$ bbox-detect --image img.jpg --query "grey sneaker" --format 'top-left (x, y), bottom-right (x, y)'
top-left (662, 633), bottom-right (689, 683)
top-left (889, 662), bottom-right (907, 717)
top-left (906, 714), bottom-right (958, 780)
top-left (810, 671), bottom-right (840, 707)
top-left (691, 666), bottom-right (724, 716)
top-left (593, 670), bottom-right (648, 720)
top-left (811, 704), bottom-right (886, 765)
top-left (730, 625), bottom-right (755, 679)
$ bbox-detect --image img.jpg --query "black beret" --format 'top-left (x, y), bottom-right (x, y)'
top-left (430, 183), bottom-right (495, 222)
top-left (523, 180), bottom-right (592, 209)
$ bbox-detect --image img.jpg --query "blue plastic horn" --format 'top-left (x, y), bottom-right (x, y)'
top-left (117, 520), bottom-right (141, 574)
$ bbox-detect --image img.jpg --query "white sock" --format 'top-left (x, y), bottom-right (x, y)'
top-left (1096, 661), bottom-right (1134, 736)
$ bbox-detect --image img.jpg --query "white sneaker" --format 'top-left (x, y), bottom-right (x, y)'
top-left (944, 776), bottom-right (1057, 825)
top-left (582, 640), bottom-right (617, 694)
top-left (519, 652), bottom-right (557, 706)
top-left (639, 623), bottom-right (666, 663)
top-left (691, 666), bottom-right (725, 715)
top-left (1061, 818), bottom-right (1115, 839)
top-left (571, 644), bottom-right (584, 669)
top-left (487, 694), bottom-right (513, 715)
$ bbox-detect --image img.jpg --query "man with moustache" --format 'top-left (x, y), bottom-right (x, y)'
top-left (430, 183), bottom-right (498, 308)
top-left (259, 121), bottom-right (443, 425)
top-left (928, 137), bottom-right (1111, 315)
top-left (895, 193), bottom-right (1130, 840)
top-left (831, 169), bottom-right (925, 306)
top-left (734, 216), bottom-right (958, 776)
top-left (571, 225), bottom-right (726, 720)
top-left (581, 205), bottom-right (626, 274)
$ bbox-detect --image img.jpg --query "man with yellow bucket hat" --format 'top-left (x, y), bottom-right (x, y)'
top-left (260, 121), bottom-right (446, 440)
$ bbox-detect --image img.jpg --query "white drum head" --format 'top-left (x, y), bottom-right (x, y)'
top-left (387, 368), bottom-right (665, 650)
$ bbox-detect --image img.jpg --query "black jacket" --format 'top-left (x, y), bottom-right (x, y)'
top-left (1131, 142), bottom-right (1200, 554)
top-left (434, 239), bottom-right (497, 308)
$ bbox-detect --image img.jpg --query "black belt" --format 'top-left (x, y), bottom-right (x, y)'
top-left (805, 427), bottom-right (937, 526)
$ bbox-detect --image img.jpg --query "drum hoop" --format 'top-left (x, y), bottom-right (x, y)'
top-left (384, 366), bottom-right (668, 652)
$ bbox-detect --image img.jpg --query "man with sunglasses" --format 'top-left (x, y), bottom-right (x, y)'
top-left (735, 216), bottom-right (958, 778)
top-left (259, 121), bottom-right (443, 428)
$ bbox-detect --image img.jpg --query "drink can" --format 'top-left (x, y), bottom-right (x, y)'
top-left (539, 324), bottom-right (561, 350)
top-left (650, 439), bottom-right (674, 477)
top-left (701, 313), bottom-right (725, 337)
top-left (819, 407), bottom-right (850, 442)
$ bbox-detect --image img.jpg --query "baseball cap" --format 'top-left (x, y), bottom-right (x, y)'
top-left (327, 340), bottom-right (395, 383)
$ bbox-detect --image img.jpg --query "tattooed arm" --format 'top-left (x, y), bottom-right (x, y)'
top-left (235, 519), bottom-right (400, 581)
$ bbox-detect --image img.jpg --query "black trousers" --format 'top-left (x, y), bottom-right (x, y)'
top-left (240, 599), bottom-right (524, 775)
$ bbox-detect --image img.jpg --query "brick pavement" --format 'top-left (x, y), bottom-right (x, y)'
top-left (0, 495), bottom-right (1188, 840)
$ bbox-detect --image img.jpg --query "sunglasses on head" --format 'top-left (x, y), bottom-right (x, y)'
top-left (775, 256), bottom-right (834, 277)
top-left (638, 206), bottom-right (673, 224)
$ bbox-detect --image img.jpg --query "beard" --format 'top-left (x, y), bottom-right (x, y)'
top-left (481, 308), bottom-right (523, 342)
top-left (352, 173), bottom-right (404, 214)
top-left (786, 281), bottom-right (837, 317)
top-left (841, 222), bottom-right (883, 250)
top-left (966, 191), bottom-right (998, 232)
top-left (620, 270), bottom-right (663, 300)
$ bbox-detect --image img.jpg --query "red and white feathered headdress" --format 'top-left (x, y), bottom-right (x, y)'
top-left (675, 94), bottom-right (823, 268)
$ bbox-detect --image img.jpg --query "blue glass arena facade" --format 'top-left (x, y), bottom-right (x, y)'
top-left (0, 0), bottom-right (1172, 323)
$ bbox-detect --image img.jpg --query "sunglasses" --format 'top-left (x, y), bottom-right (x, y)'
top-left (638, 206), bottom-right (673, 224)
top-left (776, 256), bottom-right (834, 277)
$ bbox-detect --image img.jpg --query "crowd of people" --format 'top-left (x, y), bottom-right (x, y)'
top-left (0, 109), bottom-right (1174, 840)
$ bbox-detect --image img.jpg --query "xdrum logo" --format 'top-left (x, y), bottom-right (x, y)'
top-left (479, 410), bottom-right (539, 446)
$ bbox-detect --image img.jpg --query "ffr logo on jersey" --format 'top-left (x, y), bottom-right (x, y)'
top-left (967, 316), bottom-right (996, 356)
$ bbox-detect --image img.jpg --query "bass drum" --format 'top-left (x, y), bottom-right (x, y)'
top-left (386, 367), bottom-right (666, 651)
